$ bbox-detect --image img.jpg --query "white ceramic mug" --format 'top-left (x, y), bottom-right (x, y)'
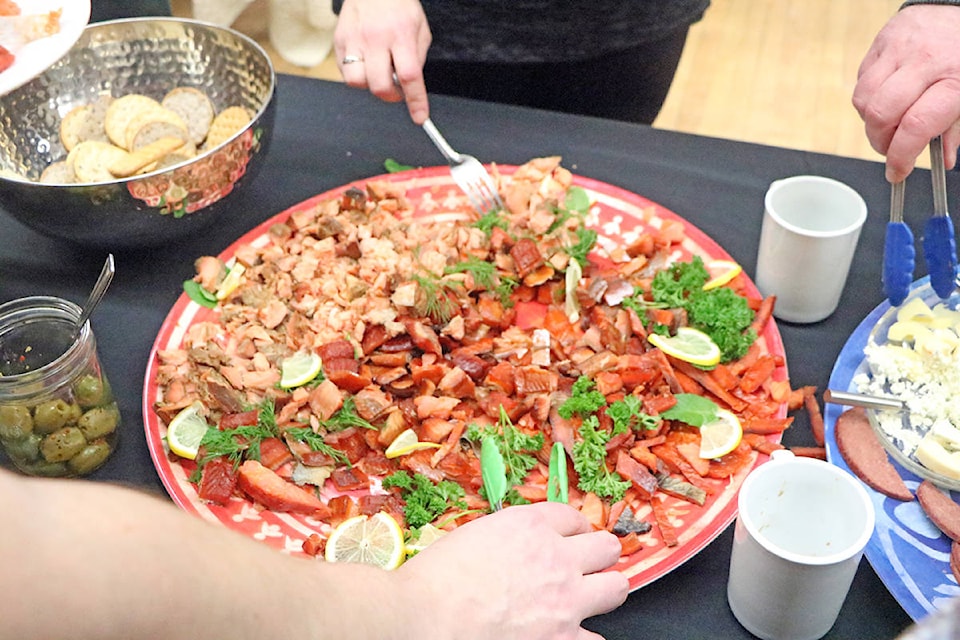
top-left (755, 176), bottom-right (867, 323)
top-left (727, 450), bottom-right (875, 640)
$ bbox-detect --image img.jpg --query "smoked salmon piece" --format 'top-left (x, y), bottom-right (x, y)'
top-left (237, 459), bottom-right (325, 513)
top-left (835, 407), bottom-right (912, 502)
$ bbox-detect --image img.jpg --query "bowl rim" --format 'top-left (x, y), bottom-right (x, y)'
top-left (0, 16), bottom-right (277, 187)
top-left (863, 280), bottom-right (960, 491)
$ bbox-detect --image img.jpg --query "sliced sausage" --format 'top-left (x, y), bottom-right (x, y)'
top-left (835, 407), bottom-right (913, 502)
top-left (917, 480), bottom-right (960, 541)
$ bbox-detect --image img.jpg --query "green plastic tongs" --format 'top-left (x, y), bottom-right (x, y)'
top-left (883, 136), bottom-right (957, 305)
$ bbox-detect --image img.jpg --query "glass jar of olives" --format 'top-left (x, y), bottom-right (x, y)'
top-left (0, 296), bottom-right (120, 477)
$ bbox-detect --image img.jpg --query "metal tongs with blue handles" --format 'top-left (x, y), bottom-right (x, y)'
top-left (883, 135), bottom-right (958, 306)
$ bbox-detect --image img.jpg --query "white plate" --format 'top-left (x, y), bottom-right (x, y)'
top-left (0, 0), bottom-right (90, 97)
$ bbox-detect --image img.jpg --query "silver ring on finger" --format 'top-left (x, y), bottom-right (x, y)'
top-left (341, 54), bottom-right (364, 65)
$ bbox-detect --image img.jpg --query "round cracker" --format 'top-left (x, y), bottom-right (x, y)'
top-left (202, 105), bottom-right (252, 150)
top-left (104, 94), bottom-right (162, 149)
top-left (123, 106), bottom-right (188, 151)
top-left (162, 87), bottom-right (215, 146)
top-left (71, 140), bottom-right (129, 183)
top-left (129, 119), bottom-right (189, 151)
top-left (39, 160), bottom-right (77, 184)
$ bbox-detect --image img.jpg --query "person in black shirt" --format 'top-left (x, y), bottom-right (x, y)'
top-left (332, 0), bottom-right (710, 125)
top-left (89, 0), bottom-right (172, 22)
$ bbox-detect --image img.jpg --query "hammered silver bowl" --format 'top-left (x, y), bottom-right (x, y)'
top-left (0, 18), bottom-right (275, 249)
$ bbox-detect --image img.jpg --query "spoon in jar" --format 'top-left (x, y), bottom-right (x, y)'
top-left (73, 253), bottom-right (115, 339)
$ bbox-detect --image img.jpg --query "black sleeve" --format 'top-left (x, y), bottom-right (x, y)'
top-left (332, 0), bottom-right (343, 15)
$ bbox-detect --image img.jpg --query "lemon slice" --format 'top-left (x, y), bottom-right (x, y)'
top-left (384, 428), bottom-right (442, 459)
top-left (698, 409), bottom-right (743, 459)
top-left (325, 512), bottom-right (406, 570)
top-left (703, 259), bottom-right (743, 291)
top-left (405, 522), bottom-right (448, 556)
top-left (648, 327), bottom-right (721, 367)
top-left (279, 351), bottom-right (323, 389)
top-left (215, 262), bottom-right (246, 300)
top-left (166, 400), bottom-right (210, 460)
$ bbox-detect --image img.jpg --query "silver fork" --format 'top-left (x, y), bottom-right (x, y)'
top-left (421, 118), bottom-right (505, 214)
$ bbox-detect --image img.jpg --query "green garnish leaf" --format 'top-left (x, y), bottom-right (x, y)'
top-left (658, 393), bottom-right (720, 427)
top-left (547, 442), bottom-right (569, 504)
top-left (647, 256), bottom-right (757, 362)
top-left (564, 228), bottom-right (598, 268)
top-left (480, 435), bottom-right (508, 510)
top-left (382, 471), bottom-right (467, 529)
top-left (284, 427), bottom-right (349, 465)
top-left (445, 256), bottom-right (497, 290)
top-left (466, 406), bottom-right (544, 505)
top-left (473, 209), bottom-right (508, 236)
top-left (412, 272), bottom-right (461, 323)
top-left (650, 256), bottom-right (709, 309)
top-left (384, 158), bottom-right (414, 173)
top-left (571, 416), bottom-right (630, 502)
top-left (558, 376), bottom-right (606, 419)
top-left (183, 280), bottom-right (217, 308)
top-left (564, 186), bottom-right (591, 215)
top-left (321, 396), bottom-right (376, 431)
top-left (606, 395), bottom-right (659, 433)
top-left (687, 287), bottom-right (757, 362)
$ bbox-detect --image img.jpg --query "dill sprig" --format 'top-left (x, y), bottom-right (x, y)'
top-left (198, 407), bottom-right (277, 465)
top-left (284, 427), bottom-right (350, 465)
top-left (564, 228), bottom-right (598, 268)
top-left (412, 272), bottom-right (461, 323)
top-left (321, 396), bottom-right (376, 431)
top-left (473, 209), bottom-right (508, 236)
top-left (444, 256), bottom-right (497, 290)
top-left (493, 275), bottom-right (519, 308)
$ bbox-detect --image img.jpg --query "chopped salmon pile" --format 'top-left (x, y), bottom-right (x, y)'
top-left (154, 157), bottom-right (795, 556)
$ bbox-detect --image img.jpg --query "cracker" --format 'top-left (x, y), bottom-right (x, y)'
top-left (59, 94), bottom-right (113, 151)
top-left (108, 136), bottom-right (186, 178)
top-left (162, 87), bottom-right (215, 146)
top-left (202, 105), bottom-right (251, 150)
top-left (39, 160), bottom-right (76, 184)
top-left (128, 118), bottom-right (189, 152)
top-left (71, 141), bottom-right (129, 183)
top-left (103, 94), bottom-right (162, 149)
top-left (123, 106), bottom-right (188, 151)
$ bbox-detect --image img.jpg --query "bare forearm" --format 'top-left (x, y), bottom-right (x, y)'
top-left (0, 470), bottom-right (405, 639)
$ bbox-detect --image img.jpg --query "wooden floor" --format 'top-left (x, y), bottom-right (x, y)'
top-left (173, 0), bottom-right (904, 165)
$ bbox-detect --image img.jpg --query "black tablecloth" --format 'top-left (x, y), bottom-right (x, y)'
top-left (1, 74), bottom-right (933, 638)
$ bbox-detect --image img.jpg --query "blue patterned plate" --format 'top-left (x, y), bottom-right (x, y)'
top-left (826, 276), bottom-right (960, 622)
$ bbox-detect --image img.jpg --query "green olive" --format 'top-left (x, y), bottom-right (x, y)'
top-left (67, 402), bottom-right (83, 424)
top-left (67, 440), bottom-right (112, 475)
top-left (2, 433), bottom-right (42, 463)
top-left (0, 405), bottom-right (33, 441)
top-left (18, 459), bottom-right (70, 477)
top-left (40, 426), bottom-right (86, 463)
top-left (77, 403), bottom-right (120, 440)
top-left (33, 399), bottom-right (75, 434)
top-left (74, 374), bottom-right (108, 408)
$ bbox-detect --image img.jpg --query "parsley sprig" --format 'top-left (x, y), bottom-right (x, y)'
top-left (572, 416), bottom-right (631, 502)
top-left (382, 471), bottom-right (467, 529)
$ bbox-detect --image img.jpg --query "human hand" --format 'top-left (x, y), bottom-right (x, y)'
top-left (397, 502), bottom-right (629, 640)
top-left (852, 5), bottom-right (960, 183)
top-left (333, 0), bottom-right (432, 124)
